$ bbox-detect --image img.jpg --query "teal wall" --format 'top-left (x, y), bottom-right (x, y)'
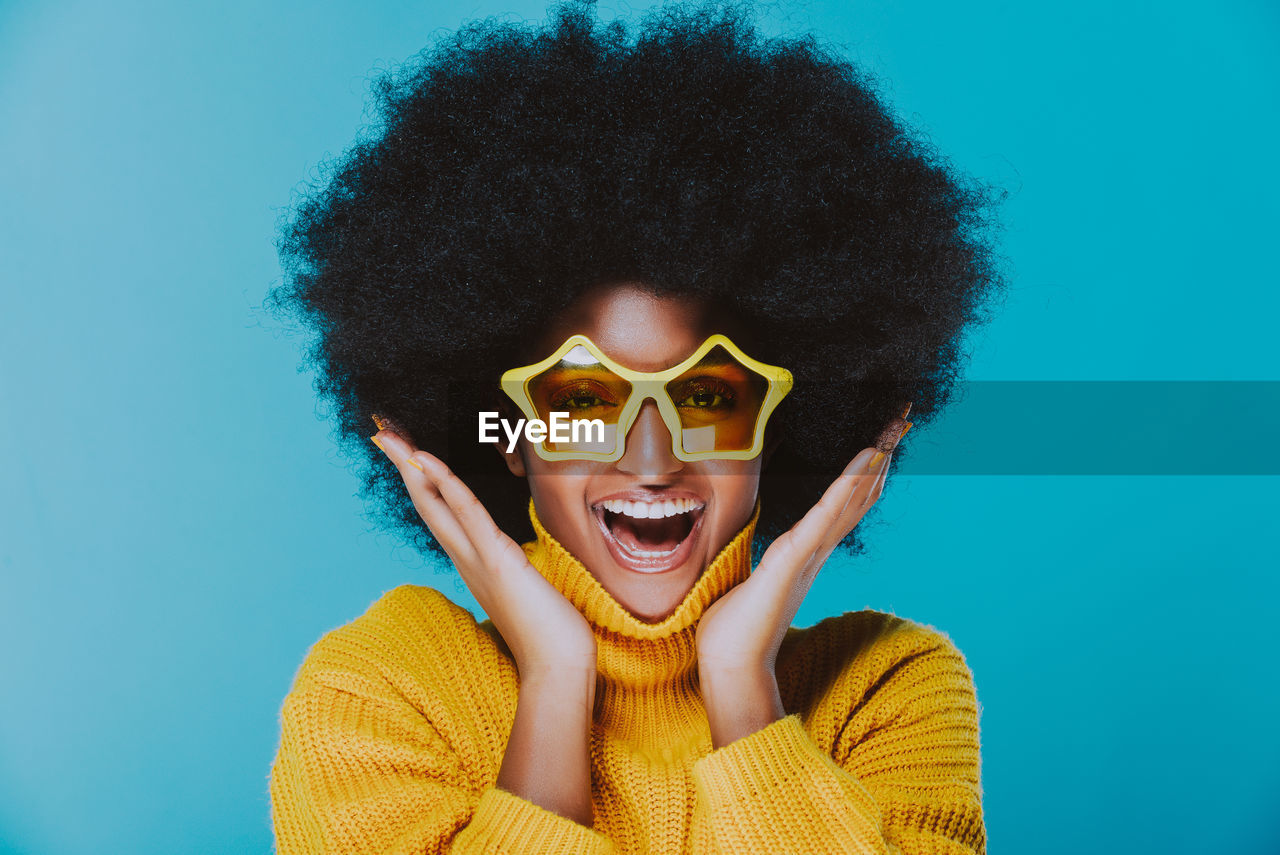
top-left (1, 1), bottom-right (1276, 852)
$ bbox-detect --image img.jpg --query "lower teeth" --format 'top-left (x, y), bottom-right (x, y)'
top-left (601, 509), bottom-right (693, 560)
top-left (619, 542), bottom-right (680, 558)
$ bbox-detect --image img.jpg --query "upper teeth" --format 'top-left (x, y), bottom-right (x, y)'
top-left (600, 498), bottom-right (703, 519)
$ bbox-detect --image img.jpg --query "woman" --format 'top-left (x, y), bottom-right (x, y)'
top-left (267, 3), bottom-right (1003, 852)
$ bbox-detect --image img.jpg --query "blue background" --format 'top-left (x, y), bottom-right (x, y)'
top-left (2, 1), bottom-right (1277, 852)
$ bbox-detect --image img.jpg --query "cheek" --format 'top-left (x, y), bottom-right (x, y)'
top-left (700, 460), bottom-right (762, 518)
top-left (524, 456), bottom-right (598, 535)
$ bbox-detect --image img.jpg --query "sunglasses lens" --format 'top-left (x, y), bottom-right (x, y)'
top-left (526, 344), bottom-right (631, 455)
top-left (663, 344), bottom-right (770, 455)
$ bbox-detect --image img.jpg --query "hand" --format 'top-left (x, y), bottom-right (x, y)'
top-left (371, 422), bottom-right (597, 677)
top-left (695, 412), bottom-right (913, 747)
top-left (372, 419), bottom-right (599, 824)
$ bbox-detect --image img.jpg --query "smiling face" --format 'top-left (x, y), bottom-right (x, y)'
top-left (497, 282), bottom-right (766, 623)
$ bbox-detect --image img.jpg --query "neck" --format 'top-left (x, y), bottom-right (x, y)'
top-left (521, 499), bottom-right (758, 748)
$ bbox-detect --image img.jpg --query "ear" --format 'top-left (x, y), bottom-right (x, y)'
top-left (761, 423), bottom-right (783, 469)
top-left (492, 398), bottom-right (528, 477)
top-left (495, 440), bottom-right (527, 477)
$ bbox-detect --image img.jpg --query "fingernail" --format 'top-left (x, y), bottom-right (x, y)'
top-left (869, 450), bottom-right (886, 472)
top-left (406, 456), bottom-right (425, 472)
top-left (372, 414), bottom-right (388, 431)
top-left (369, 434), bottom-right (386, 452)
top-left (900, 402), bottom-right (912, 420)
top-left (895, 421), bottom-right (913, 446)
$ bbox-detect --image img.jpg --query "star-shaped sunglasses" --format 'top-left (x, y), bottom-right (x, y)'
top-left (500, 334), bottom-right (793, 462)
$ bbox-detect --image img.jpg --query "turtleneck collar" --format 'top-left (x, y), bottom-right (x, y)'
top-left (520, 498), bottom-right (759, 746)
top-left (521, 498), bottom-right (758, 640)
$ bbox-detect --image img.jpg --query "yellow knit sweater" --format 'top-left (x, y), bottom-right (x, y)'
top-left (270, 501), bottom-right (985, 854)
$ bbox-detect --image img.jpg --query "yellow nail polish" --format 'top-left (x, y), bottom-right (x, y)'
top-left (407, 457), bottom-right (424, 472)
top-left (897, 421), bottom-right (913, 443)
top-left (370, 434), bottom-right (386, 452)
top-left (900, 402), bottom-right (913, 420)
top-left (372, 414), bottom-right (388, 431)
top-left (869, 450), bottom-right (885, 472)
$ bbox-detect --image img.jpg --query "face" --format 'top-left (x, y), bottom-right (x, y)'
top-left (497, 283), bottom-right (766, 623)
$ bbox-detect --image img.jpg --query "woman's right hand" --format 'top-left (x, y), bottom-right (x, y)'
top-left (370, 425), bottom-right (598, 677)
top-left (372, 422), bottom-right (599, 825)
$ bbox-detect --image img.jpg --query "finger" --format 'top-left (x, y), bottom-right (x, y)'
top-left (407, 462), bottom-right (487, 573)
top-left (859, 448), bottom-right (893, 511)
top-left (385, 446), bottom-right (563, 638)
top-left (758, 447), bottom-right (880, 577)
top-left (862, 420), bottom-right (911, 507)
top-left (815, 448), bottom-right (884, 553)
top-left (754, 418), bottom-right (912, 595)
top-left (805, 449), bottom-right (880, 549)
top-left (372, 433), bottom-right (482, 571)
top-left (835, 446), bottom-right (886, 518)
top-left (411, 451), bottom-right (532, 577)
top-left (840, 423), bottom-right (911, 533)
top-left (821, 428), bottom-right (908, 553)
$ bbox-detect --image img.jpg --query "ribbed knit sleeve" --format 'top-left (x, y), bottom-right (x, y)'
top-left (268, 586), bottom-right (619, 854)
top-left (271, 681), bottom-right (617, 854)
top-left (688, 628), bottom-right (985, 855)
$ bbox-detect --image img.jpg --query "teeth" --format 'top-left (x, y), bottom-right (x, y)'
top-left (618, 541), bottom-right (681, 558)
top-left (599, 497), bottom-right (704, 519)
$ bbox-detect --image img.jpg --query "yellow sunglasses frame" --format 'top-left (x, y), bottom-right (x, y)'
top-left (499, 333), bottom-right (793, 462)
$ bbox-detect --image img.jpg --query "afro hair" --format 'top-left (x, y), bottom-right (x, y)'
top-left (264, 0), bottom-right (1007, 562)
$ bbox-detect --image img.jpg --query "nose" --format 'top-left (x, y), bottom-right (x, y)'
top-left (616, 399), bottom-right (684, 478)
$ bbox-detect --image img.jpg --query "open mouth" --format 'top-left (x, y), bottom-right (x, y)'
top-left (591, 496), bottom-right (706, 574)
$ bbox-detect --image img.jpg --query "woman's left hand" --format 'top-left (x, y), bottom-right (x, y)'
top-left (695, 414), bottom-right (913, 748)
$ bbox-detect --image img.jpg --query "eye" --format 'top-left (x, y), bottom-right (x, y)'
top-left (560, 393), bottom-right (608, 410)
top-left (549, 382), bottom-right (618, 411)
top-left (680, 390), bottom-right (725, 408)
top-left (674, 378), bottom-right (736, 410)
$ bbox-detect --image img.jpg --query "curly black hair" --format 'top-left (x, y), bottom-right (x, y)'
top-left (264, 0), bottom-right (1006, 563)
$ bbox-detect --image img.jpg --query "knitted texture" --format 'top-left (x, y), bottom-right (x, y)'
top-left (270, 501), bottom-right (985, 853)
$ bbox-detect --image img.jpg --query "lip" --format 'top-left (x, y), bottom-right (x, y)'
top-left (590, 491), bottom-right (706, 575)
